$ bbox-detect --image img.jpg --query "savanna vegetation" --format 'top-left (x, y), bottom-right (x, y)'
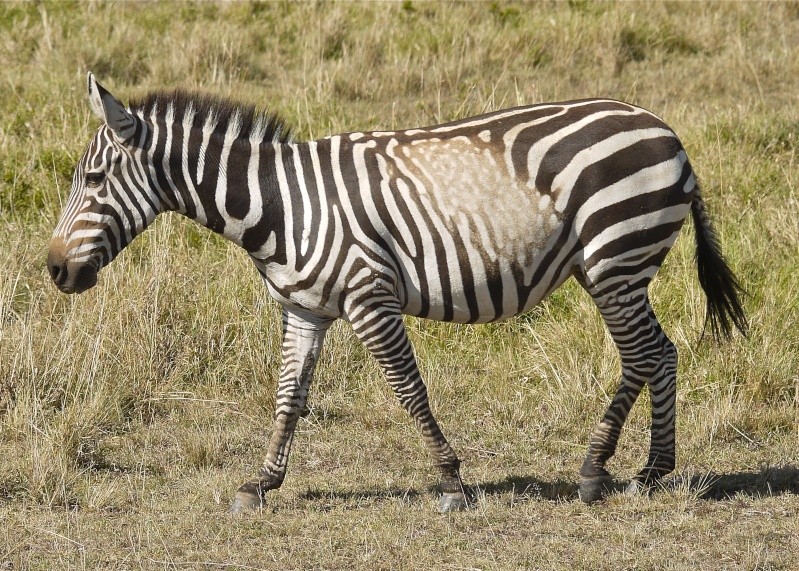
top-left (0, 1), bottom-right (797, 569)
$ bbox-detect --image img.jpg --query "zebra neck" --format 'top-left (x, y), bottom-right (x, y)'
top-left (248, 139), bottom-right (346, 315)
top-left (163, 135), bottom-right (289, 265)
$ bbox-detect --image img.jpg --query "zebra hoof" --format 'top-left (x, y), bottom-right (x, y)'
top-left (438, 492), bottom-right (469, 513)
top-left (624, 479), bottom-right (644, 497)
top-left (579, 475), bottom-right (614, 504)
top-left (229, 490), bottom-right (263, 514)
top-left (624, 478), bottom-right (659, 497)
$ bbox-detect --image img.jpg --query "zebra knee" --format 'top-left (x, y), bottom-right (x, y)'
top-left (632, 334), bottom-right (677, 387)
top-left (648, 335), bottom-right (678, 399)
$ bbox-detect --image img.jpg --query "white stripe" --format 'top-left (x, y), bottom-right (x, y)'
top-left (583, 205), bottom-right (690, 262)
top-left (330, 136), bottom-right (393, 267)
top-left (242, 134), bottom-right (264, 233)
top-left (376, 153), bottom-right (417, 258)
top-left (178, 110), bottom-right (207, 224)
top-left (385, 139), bottom-right (446, 319)
top-left (452, 211), bottom-right (491, 318)
top-left (400, 150), bottom-right (467, 314)
top-left (300, 141), bottom-right (332, 276)
top-left (552, 127), bottom-right (677, 212)
top-left (273, 144), bottom-right (297, 267)
top-left (292, 146), bottom-right (312, 256)
top-left (196, 111), bottom-right (216, 185)
top-left (585, 229), bottom-right (683, 286)
top-left (213, 113), bottom-right (242, 240)
top-left (428, 104), bottom-right (562, 134)
top-left (526, 108), bottom-right (643, 189)
top-left (574, 151), bottom-right (687, 237)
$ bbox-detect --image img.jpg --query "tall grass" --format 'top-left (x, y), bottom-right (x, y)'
top-left (1, 2), bottom-right (797, 569)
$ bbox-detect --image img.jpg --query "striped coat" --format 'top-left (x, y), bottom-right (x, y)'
top-left (48, 74), bottom-right (746, 512)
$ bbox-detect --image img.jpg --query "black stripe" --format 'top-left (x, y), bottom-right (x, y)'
top-left (225, 138), bottom-right (252, 219)
top-left (535, 113), bottom-right (670, 195)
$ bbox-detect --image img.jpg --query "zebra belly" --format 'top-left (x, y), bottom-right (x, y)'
top-left (369, 134), bottom-right (573, 323)
top-left (395, 217), bottom-right (575, 324)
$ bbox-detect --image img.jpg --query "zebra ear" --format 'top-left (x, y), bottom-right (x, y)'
top-left (87, 72), bottom-right (137, 142)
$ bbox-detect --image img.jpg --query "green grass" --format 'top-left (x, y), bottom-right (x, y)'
top-left (1, 1), bottom-right (798, 569)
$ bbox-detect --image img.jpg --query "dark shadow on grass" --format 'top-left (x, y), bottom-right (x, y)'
top-left (297, 477), bottom-right (580, 508)
top-left (289, 466), bottom-right (799, 509)
top-left (299, 487), bottom-right (422, 507)
top-left (668, 465), bottom-right (799, 500)
top-left (472, 466), bottom-right (799, 502)
top-left (475, 465), bottom-right (799, 503)
top-left (299, 488), bottom-right (424, 512)
top-left (472, 475), bottom-right (582, 502)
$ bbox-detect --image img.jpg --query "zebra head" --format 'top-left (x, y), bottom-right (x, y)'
top-left (48, 73), bottom-right (159, 294)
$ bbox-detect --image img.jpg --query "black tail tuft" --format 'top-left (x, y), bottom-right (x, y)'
top-left (691, 193), bottom-right (748, 341)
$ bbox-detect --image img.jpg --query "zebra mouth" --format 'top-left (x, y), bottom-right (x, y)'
top-left (69, 263), bottom-right (99, 294)
top-left (48, 257), bottom-right (99, 294)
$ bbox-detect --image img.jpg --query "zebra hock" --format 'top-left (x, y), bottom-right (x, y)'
top-left (48, 73), bottom-right (747, 512)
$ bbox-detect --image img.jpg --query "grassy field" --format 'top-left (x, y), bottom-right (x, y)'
top-left (1, 1), bottom-right (798, 569)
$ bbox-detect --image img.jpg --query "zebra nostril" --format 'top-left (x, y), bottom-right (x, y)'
top-left (47, 258), bottom-right (67, 285)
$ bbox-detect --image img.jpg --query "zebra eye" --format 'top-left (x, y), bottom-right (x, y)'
top-left (85, 171), bottom-right (105, 188)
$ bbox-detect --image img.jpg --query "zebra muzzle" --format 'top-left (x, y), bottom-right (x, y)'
top-left (47, 253), bottom-right (99, 294)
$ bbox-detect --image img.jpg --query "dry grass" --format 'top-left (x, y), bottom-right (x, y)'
top-left (1, 1), bottom-right (798, 569)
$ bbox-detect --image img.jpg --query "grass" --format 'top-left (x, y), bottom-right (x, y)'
top-left (1, 1), bottom-right (798, 569)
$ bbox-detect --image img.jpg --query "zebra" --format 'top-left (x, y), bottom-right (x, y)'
top-left (48, 73), bottom-right (746, 513)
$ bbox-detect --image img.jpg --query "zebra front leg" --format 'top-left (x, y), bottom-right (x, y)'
top-left (349, 309), bottom-right (467, 512)
top-left (579, 292), bottom-right (676, 503)
top-left (230, 308), bottom-right (332, 514)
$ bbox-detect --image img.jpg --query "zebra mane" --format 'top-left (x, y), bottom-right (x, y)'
top-left (129, 90), bottom-right (292, 144)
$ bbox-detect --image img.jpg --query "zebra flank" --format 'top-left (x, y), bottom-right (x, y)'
top-left (48, 74), bottom-right (746, 512)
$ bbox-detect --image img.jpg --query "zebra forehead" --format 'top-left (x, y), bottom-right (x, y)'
top-left (83, 127), bottom-right (118, 161)
top-left (128, 89), bottom-right (292, 145)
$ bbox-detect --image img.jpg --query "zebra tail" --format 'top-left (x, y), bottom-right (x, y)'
top-left (690, 190), bottom-right (748, 341)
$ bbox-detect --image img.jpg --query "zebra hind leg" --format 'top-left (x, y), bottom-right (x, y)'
top-left (578, 288), bottom-right (677, 503)
top-left (624, 300), bottom-right (678, 496)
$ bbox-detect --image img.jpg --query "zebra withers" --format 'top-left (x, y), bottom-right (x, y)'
top-left (48, 73), bottom-right (746, 512)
